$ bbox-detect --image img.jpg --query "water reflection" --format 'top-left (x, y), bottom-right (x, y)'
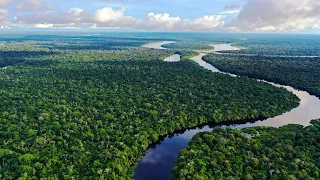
top-left (191, 53), bottom-right (220, 72)
top-left (191, 52), bottom-right (320, 128)
top-left (142, 41), bottom-right (176, 50)
top-left (134, 42), bottom-right (320, 180)
top-left (211, 44), bottom-right (240, 51)
top-left (134, 126), bottom-right (213, 180)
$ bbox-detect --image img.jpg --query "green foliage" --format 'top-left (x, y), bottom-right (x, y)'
top-left (0, 35), bottom-right (299, 179)
top-left (219, 34), bottom-right (320, 56)
top-left (203, 54), bottom-right (320, 97)
top-left (162, 42), bottom-right (214, 50)
top-left (173, 120), bottom-right (320, 180)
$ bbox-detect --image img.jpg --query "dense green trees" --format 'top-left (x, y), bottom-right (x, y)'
top-left (0, 35), bottom-right (300, 179)
top-left (218, 34), bottom-right (320, 56)
top-left (203, 54), bottom-right (320, 97)
top-left (173, 119), bottom-right (320, 180)
top-left (162, 42), bottom-right (214, 50)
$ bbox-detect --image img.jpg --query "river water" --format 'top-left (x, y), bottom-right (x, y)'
top-left (142, 41), bottom-right (176, 50)
top-left (164, 54), bottom-right (181, 62)
top-left (134, 42), bottom-right (320, 180)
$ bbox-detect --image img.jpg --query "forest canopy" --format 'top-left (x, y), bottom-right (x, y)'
top-left (203, 54), bottom-right (320, 97)
top-left (0, 35), bottom-right (300, 179)
top-left (173, 119), bottom-right (320, 180)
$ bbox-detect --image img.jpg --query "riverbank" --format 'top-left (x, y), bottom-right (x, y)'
top-left (134, 42), bottom-right (320, 180)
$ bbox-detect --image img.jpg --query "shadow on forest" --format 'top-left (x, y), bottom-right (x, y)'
top-left (0, 51), bottom-right (59, 67)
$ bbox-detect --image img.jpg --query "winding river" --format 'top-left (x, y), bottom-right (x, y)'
top-left (134, 42), bottom-right (320, 180)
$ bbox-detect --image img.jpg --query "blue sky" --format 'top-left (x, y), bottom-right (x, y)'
top-left (0, 0), bottom-right (320, 32)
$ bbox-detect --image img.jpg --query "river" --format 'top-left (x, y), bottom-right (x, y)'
top-left (142, 41), bottom-right (176, 50)
top-left (164, 54), bottom-right (181, 62)
top-left (134, 42), bottom-right (320, 180)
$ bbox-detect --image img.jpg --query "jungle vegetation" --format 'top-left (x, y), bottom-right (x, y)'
top-left (217, 34), bottom-right (320, 56)
top-left (0, 35), bottom-right (300, 179)
top-left (162, 42), bottom-right (214, 51)
top-left (203, 54), bottom-right (320, 97)
top-left (173, 119), bottom-right (320, 180)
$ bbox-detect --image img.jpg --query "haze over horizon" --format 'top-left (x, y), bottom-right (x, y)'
top-left (0, 0), bottom-right (320, 32)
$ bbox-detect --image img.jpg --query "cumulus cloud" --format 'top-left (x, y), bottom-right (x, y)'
top-left (139, 13), bottom-right (181, 30)
top-left (8, 0), bottom-right (320, 32)
top-left (227, 0), bottom-right (320, 32)
top-left (182, 15), bottom-right (222, 31)
top-left (16, 0), bottom-right (54, 11)
top-left (12, 7), bottom-right (223, 30)
top-left (136, 13), bottom-right (222, 31)
top-left (95, 7), bottom-right (126, 23)
top-left (12, 7), bottom-right (136, 29)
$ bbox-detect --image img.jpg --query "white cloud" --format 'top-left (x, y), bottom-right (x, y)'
top-left (182, 15), bottom-right (222, 31)
top-left (34, 23), bottom-right (54, 28)
top-left (217, 10), bottom-right (240, 15)
top-left (16, 0), bottom-right (54, 11)
top-left (69, 8), bottom-right (84, 16)
top-left (10, 6), bottom-right (224, 31)
top-left (140, 13), bottom-right (181, 30)
top-left (313, 23), bottom-right (320, 30)
top-left (8, 0), bottom-right (320, 32)
top-left (227, 0), bottom-right (320, 32)
top-left (0, 25), bottom-right (10, 29)
top-left (95, 7), bottom-right (125, 23)
top-left (136, 13), bottom-right (222, 31)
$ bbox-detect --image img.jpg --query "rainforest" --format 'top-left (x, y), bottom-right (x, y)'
top-left (0, 32), bottom-right (319, 180)
top-left (173, 119), bottom-right (320, 180)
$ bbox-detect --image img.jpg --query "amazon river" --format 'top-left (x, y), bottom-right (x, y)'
top-left (134, 41), bottom-right (320, 180)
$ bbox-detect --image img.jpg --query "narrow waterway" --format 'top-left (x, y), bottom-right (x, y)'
top-left (134, 42), bottom-right (320, 180)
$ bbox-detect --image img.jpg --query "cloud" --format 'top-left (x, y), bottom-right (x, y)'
top-left (136, 13), bottom-right (222, 31)
top-left (224, 4), bottom-right (241, 10)
top-left (182, 15), bottom-right (222, 31)
top-left (216, 10), bottom-right (240, 15)
top-left (227, 0), bottom-right (320, 32)
top-left (34, 23), bottom-right (54, 28)
top-left (13, 7), bottom-right (90, 24)
top-left (0, 9), bottom-right (8, 22)
top-left (0, 8), bottom-right (10, 29)
top-left (16, 0), bottom-right (54, 11)
top-left (0, 0), bottom-right (12, 7)
top-left (95, 7), bottom-right (126, 23)
top-left (12, 7), bottom-right (224, 31)
top-left (139, 13), bottom-right (181, 30)
top-left (12, 7), bottom-right (136, 29)
top-left (9, 0), bottom-right (320, 32)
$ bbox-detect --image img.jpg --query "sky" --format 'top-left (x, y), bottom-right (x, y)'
top-left (0, 0), bottom-right (320, 32)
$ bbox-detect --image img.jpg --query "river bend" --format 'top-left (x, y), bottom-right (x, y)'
top-left (134, 41), bottom-right (320, 180)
